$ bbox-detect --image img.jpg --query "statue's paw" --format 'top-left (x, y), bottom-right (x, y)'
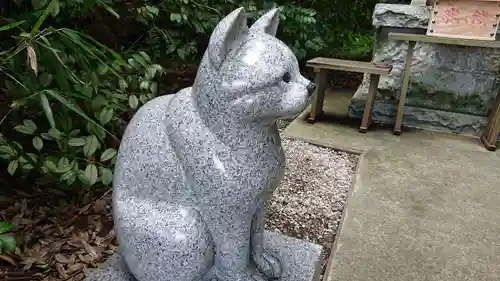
top-left (253, 250), bottom-right (282, 279)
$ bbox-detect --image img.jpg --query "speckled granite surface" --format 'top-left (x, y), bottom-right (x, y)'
top-left (85, 231), bottom-right (323, 281)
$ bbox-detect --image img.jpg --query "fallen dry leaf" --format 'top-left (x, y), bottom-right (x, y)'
top-left (1, 186), bottom-right (119, 281)
top-left (79, 239), bottom-right (97, 258)
top-left (66, 263), bottom-right (85, 274)
top-left (92, 199), bottom-right (107, 214)
top-left (56, 263), bottom-right (67, 279)
top-left (54, 253), bottom-right (70, 264)
top-left (0, 253), bottom-right (17, 265)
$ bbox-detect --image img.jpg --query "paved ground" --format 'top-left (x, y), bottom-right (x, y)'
top-left (284, 89), bottom-right (500, 281)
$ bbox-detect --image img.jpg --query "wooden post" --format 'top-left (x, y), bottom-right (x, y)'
top-left (393, 41), bottom-right (416, 135)
top-left (481, 92), bottom-right (500, 151)
top-left (360, 74), bottom-right (380, 133)
top-left (308, 68), bottom-right (327, 124)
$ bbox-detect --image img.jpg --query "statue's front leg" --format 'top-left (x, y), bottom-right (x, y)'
top-left (251, 200), bottom-right (282, 279)
top-left (204, 205), bottom-right (266, 281)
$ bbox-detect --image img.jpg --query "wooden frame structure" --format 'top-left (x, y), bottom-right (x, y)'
top-left (389, 32), bottom-right (500, 151)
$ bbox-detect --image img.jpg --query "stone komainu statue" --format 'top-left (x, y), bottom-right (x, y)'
top-left (112, 7), bottom-right (316, 281)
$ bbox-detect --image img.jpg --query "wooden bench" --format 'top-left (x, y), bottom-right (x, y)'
top-left (306, 57), bottom-right (392, 133)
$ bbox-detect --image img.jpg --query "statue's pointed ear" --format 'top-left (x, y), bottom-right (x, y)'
top-left (208, 7), bottom-right (248, 70)
top-left (249, 8), bottom-right (280, 36)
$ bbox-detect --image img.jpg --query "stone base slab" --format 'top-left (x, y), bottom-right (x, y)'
top-left (84, 231), bottom-right (323, 281)
top-left (348, 98), bottom-right (489, 137)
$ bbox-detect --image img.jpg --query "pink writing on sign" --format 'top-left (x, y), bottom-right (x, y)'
top-left (437, 7), bottom-right (461, 24)
top-left (465, 9), bottom-right (490, 26)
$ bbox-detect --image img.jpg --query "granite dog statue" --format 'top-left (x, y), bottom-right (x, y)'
top-left (112, 7), bottom-right (316, 281)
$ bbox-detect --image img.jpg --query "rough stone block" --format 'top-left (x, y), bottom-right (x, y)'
top-left (349, 3), bottom-right (500, 137)
top-left (84, 231), bottom-right (323, 281)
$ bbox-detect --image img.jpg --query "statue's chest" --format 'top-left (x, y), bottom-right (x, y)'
top-left (173, 130), bottom-right (285, 191)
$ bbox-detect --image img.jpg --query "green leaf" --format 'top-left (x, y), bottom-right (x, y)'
top-left (61, 170), bottom-right (76, 185)
top-left (77, 170), bottom-right (89, 185)
top-left (91, 95), bottom-right (108, 110)
top-left (39, 93), bottom-right (56, 129)
top-left (48, 128), bottom-right (63, 140)
top-left (39, 73), bottom-right (52, 87)
top-left (55, 163), bottom-right (72, 174)
top-left (127, 58), bottom-right (139, 70)
top-left (58, 157), bottom-right (69, 167)
top-left (0, 20), bottom-right (26, 32)
top-left (14, 125), bottom-right (35, 135)
top-left (0, 222), bottom-right (13, 234)
top-left (132, 54), bottom-right (148, 68)
top-left (139, 51), bottom-right (151, 63)
top-left (69, 129), bottom-right (80, 137)
top-left (32, 136), bottom-right (43, 151)
top-left (82, 85), bottom-right (93, 97)
top-left (0, 235), bottom-right (16, 253)
top-left (100, 148), bottom-right (117, 162)
top-left (83, 135), bottom-right (99, 157)
top-left (23, 120), bottom-right (37, 131)
top-left (145, 5), bottom-right (159, 16)
top-left (8, 160), bottom-right (19, 175)
top-left (118, 80), bottom-right (128, 92)
top-left (100, 167), bottom-right (113, 185)
top-left (129, 95), bottom-right (139, 109)
top-left (68, 138), bottom-right (85, 147)
top-left (98, 64), bottom-right (109, 75)
top-left (146, 67), bottom-right (157, 80)
top-left (140, 81), bottom-right (149, 90)
top-left (51, 0), bottom-right (60, 16)
top-left (170, 13), bottom-right (182, 23)
top-left (87, 122), bottom-right (106, 140)
top-left (85, 164), bottom-right (98, 186)
top-left (0, 146), bottom-right (16, 157)
top-left (43, 160), bottom-right (57, 173)
top-left (40, 133), bottom-right (53, 140)
top-left (99, 108), bottom-right (114, 125)
top-left (26, 153), bottom-right (38, 163)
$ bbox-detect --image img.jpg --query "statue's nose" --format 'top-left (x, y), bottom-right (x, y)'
top-left (306, 82), bottom-right (316, 96)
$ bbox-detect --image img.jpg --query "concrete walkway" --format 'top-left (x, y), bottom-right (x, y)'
top-left (283, 90), bottom-right (500, 281)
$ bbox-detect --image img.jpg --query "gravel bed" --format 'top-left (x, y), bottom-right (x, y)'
top-left (265, 135), bottom-right (359, 278)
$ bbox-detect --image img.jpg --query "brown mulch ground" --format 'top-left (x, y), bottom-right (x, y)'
top-left (0, 173), bottom-right (117, 281)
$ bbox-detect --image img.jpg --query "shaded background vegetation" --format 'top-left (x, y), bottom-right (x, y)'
top-left (0, 0), bottom-right (386, 197)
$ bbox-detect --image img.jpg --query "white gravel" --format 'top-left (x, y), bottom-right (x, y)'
top-left (265, 134), bottom-right (359, 276)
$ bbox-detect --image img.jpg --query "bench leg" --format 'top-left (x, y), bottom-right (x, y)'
top-left (393, 41), bottom-right (416, 135)
top-left (308, 68), bottom-right (327, 124)
top-left (360, 74), bottom-right (380, 133)
top-left (481, 93), bottom-right (500, 151)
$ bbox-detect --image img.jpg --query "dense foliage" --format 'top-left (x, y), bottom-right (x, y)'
top-left (0, 0), bottom-right (381, 197)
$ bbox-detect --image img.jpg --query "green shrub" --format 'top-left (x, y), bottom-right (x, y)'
top-left (0, 0), bottom-right (380, 191)
top-left (0, 0), bottom-right (165, 190)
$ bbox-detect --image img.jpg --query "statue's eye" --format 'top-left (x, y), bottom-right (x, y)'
top-left (282, 72), bottom-right (291, 83)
